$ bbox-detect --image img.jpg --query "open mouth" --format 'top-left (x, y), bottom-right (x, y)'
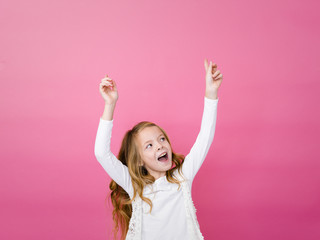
top-left (157, 152), bottom-right (168, 161)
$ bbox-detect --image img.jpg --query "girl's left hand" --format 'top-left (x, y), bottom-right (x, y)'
top-left (204, 59), bottom-right (223, 97)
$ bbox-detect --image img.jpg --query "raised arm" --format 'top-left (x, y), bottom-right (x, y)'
top-left (181, 96), bottom-right (218, 184)
top-left (94, 76), bottom-right (133, 197)
top-left (181, 59), bottom-right (223, 186)
top-left (94, 117), bottom-right (133, 196)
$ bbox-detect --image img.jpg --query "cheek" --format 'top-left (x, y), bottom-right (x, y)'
top-left (144, 152), bottom-right (155, 160)
top-left (167, 144), bottom-right (172, 151)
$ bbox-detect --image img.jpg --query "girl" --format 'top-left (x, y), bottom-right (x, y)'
top-left (94, 59), bottom-right (223, 240)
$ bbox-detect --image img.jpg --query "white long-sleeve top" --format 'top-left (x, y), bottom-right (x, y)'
top-left (94, 97), bottom-right (219, 240)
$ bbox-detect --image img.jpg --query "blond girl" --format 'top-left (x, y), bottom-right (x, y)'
top-left (94, 59), bottom-right (223, 239)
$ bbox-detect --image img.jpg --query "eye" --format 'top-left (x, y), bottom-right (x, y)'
top-left (146, 144), bottom-right (152, 149)
top-left (160, 137), bottom-right (166, 141)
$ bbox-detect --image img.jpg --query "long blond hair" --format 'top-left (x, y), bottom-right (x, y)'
top-left (107, 121), bottom-right (185, 240)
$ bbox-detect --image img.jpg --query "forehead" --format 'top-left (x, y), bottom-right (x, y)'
top-left (137, 126), bottom-right (163, 142)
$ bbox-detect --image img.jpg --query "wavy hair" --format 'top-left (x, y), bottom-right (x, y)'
top-left (106, 121), bottom-right (186, 240)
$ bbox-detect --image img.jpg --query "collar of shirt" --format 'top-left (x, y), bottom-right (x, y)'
top-left (143, 175), bottom-right (175, 195)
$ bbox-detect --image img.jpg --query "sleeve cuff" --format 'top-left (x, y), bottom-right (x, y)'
top-left (99, 117), bottom-right (114, 124)
top-left (204, 96), bottom-right (219, 103)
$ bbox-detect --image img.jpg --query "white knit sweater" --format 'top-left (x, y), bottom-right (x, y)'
top-left (94, 97), bottom-right (219, 239)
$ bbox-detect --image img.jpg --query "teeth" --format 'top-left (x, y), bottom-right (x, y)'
top-left (159, 152), bottom-right (166, 158)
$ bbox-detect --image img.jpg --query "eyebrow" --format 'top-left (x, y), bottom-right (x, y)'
top-left (144, 133), bottom-right (164, 145)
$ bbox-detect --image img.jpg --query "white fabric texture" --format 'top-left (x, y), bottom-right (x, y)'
top-left (94, 97), bottom-right (219, 239)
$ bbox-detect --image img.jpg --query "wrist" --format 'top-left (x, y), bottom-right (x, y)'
top-left (104, 101), bottom-right (117, 107)
top-left (205, 90), bottom-right (218, 100)
top-left (102, 103), bottom-right (116, 121)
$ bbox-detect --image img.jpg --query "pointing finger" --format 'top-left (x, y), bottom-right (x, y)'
top-left (204, 59), bottom-right (209, 72)
top-left (102, 77), bottom-right (112, 81)
top-left (207, 61), bottom-right (212, 73)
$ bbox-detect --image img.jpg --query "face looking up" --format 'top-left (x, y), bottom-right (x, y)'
top-left (136, 126), bottom-right (172, 180)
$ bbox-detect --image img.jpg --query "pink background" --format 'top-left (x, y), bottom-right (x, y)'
top-left (1, 0), bottom-right (319, 239)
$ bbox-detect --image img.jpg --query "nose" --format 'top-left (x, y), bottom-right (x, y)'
top-left (157, 142), bottom-right (164, 150)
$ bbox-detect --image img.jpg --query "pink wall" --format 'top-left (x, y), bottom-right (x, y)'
top-left (1, 0), bottom-right (319, 239)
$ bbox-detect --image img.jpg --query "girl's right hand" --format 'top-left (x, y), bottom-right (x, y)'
top-left (99, 74), bottom-right (119, 105)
